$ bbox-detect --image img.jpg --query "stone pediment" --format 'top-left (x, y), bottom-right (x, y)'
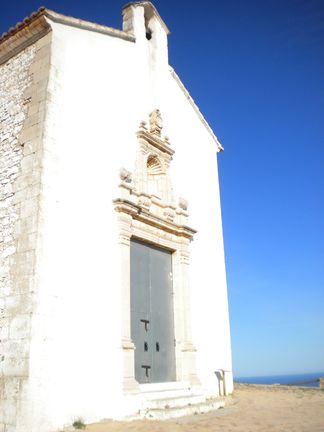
top-left (136, 128), bottom-right (174, 157)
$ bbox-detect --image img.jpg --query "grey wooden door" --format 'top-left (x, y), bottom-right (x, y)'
top-left (130, 239), bottom-right (176, 383)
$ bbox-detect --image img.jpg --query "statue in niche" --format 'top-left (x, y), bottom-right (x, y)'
top-left (149, 109), bottom-right (163, 136)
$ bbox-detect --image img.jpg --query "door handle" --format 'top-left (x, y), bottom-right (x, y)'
top-left (141, 365), bottom-right (151, 378)
top-left (156, 342), bottom-right (160, 352)
top-left (140, 319), bottom-right (150, 331)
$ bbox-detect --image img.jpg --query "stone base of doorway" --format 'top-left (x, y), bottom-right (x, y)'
top-left (128, 381), bottom-right (226, 420)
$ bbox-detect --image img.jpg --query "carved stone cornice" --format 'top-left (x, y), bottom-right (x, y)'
top-left (113, 198), bottom-right (196, 240)
top-left (0, 12), bottom-right (51, 65)
top-left (137, 129), bottom-right (174, 157)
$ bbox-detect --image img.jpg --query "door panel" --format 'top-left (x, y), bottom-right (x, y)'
top-left (130, 240), bottom-right (151, 383)
top-left (149, 244), bottom-right (175, 383)
top-left (130, 239), bottom-right (176, 383)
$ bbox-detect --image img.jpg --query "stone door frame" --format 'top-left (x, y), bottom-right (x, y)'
top-left (113, 111), bottom-right (200, 394)
top-left (114, 202), bottom-right (200, 394)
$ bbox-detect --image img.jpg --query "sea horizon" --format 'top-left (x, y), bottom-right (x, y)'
top-left (234, 371), bottom-right (324, 388)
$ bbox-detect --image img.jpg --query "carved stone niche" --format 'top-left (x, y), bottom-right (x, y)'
top-left (113, 110), bottom-right (200, 392)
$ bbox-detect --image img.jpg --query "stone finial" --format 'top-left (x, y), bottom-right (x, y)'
top-left (149, 109), bottom-right (163, 136)
top-left (179, 197), bottom-right (188, 211)
top-left (119, 168), bottom-right (132, 183)
top-left (139, 120), bottom-right (147, 130)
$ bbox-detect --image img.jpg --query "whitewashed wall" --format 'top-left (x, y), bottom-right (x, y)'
top-left (1, 4), bottom-right (232, 431)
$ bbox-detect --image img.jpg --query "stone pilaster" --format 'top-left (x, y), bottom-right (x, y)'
top-left (117, 211), bottom-right (139, 394)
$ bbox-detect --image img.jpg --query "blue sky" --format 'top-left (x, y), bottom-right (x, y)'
top-left (1, 0), bottom-right (323, 377)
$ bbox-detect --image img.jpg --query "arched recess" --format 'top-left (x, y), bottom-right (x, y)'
top-left (146, 154), bottom-right (165, 198)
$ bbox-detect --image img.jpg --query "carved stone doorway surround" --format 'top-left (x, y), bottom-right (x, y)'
top-left (113, 111), bottom-right (200, 394)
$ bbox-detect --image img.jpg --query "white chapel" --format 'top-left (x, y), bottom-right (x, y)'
top-left (0, 2), bottom-right (233, 431)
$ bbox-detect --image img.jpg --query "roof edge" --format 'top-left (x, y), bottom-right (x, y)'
top-left (0, 10), bottom-right (50, 66)
top-left (169, 67), bottom-right (224, 152)
top-left (0, 7), bottom-right (136, 65)
top-left (44, 9), bottom-right (135, 42)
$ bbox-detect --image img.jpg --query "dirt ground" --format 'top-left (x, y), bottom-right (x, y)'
top-left (82, 384), bottom-right (324, 432)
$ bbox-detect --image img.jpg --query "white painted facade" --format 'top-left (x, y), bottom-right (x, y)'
top-left (0, 2), bottom-right (232, 431)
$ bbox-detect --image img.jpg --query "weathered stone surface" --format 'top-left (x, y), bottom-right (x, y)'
top-left (0, 32), bottom-right (51, 432)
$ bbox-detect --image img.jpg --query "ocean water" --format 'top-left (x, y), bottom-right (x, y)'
top-left (234, 372), bottom-right (324, 388)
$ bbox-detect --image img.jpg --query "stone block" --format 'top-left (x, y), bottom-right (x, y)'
top-left (3, 377), bottom-right (21, 400)
top-left (1, 355), bottom-right (29, 377)
top-left (2, 339), bottom-right (29, 363)
top-left (1, 246), bottom-right (16, 258)
top-left (2, 398), bottom-right (17, 425)
top-left (0, 323), bottom-right (9, 340)
top-left (21, 138), bottom-right (40, 157)
top-left (24, 113), bottom-right (41, 129)
top-left (0, 376), bottom-right (4, 400)
top-left (26, 103), bottom-right (39, 117)
top-left (20, 197), bottom-right (38, 218)
top-left (11, 250), bottom-right (36, 276)
top-left (5, 293), bottom-right (34, 316)
top-left (6, 425), bottom-right (19, 432)
top-left (17, 232), bottom-right (37, 252)
top-left (12, 275), bottom-right (34, 294)
top-left (16, 214), bottom-right (38, 235)
top-left (12, 189), bottom-right (26, 205)
top-left (19, 126), bottom-right (41, 144)
top-left (36, 44), bottom-right (51, 58)
top-left (9, 314), bottom-right (31, 340)
top-left (14, 169), bottom-right (41, 192)
top-left (35, 34), bottom-right (51, 49)
top-left (13, 183), bottom-right (40, 204)
top-left (20, 154), bottom-right (36, 173)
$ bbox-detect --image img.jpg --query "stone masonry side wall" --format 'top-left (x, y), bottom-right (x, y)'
top-left (0, 33), bottom-right (51, 432)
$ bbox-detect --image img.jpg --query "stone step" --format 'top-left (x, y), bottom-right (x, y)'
top-left (141, 397), bottom-right (225, 420)
top-left (125, 382), bottom-right (226, 421)
top-left (146, 393), bottom-right (206, 409)
top-left (139, 381), bottom-right (196, 401)
top-left (139, 381), bottom-right (191, 393)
